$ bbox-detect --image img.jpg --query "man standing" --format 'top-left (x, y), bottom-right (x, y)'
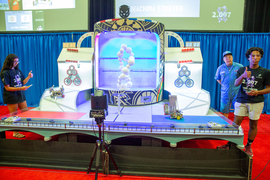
top-left (217, 47), bottom-right (270, 157)
top-left (215, 51), bottom-right (243, 118)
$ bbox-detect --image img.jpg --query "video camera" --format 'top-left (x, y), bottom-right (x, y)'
top-left (89, 90), bottom-right (108, 119)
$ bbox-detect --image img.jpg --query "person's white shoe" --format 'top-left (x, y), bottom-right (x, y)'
top-left (44, 137), bottom-right (52, 141)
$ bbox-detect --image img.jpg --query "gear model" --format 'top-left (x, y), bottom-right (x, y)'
top-left (174, 65), bottom-right (194, 88)
top-left (64, 65), bottom-right (82, 86)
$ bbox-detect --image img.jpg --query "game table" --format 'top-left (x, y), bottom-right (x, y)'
top-left (0, 102), bottom-right (244, 148)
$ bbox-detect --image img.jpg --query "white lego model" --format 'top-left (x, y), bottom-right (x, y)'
top-left (207, 121), bottom-right (222, 129)
top-left (4, 116), bottom-right (21, 122)
top-left (164, 95), bottom-right (183, 120)
top-left (49, 85), bottom-right (65, 99)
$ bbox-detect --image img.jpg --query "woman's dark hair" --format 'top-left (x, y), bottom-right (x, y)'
top-left (245, 47), bottom-right (264, 59)
top-left (1, 54), bottom-right (19, 74)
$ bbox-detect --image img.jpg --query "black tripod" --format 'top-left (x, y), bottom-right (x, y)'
top-left (87, 118), bottom-right (122, 179)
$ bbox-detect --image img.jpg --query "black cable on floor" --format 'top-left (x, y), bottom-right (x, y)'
top-left (253, 159), bottom-right (270, 180)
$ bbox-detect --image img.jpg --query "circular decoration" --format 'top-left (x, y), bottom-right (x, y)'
top-left (64, 77), bottom-right (72, 86)
top-left (174, 78), bottom-right (184, 88)
top-left (72, 69), bottom-right (77, 76)
top-left (73, 77), bottom-right (82, 86)
top-left (179, 71), bottom-right (184, 77)
top-left (178, 66), bottom-right (190, 77)
top-left (182, 66), bottom-right (187, 71)
top-left (185, 79), bottom-right (194, 88)
top-left (67, 69), bottom-right (72, 75)
top-left (132, 90), bottom-right (158, 105)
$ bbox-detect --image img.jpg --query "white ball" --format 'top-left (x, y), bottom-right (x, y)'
top-left (126, 77), bottom-right (131, 82)
top-left (122, 67), bottom-right (129, 75)
top-left (126, 64), bottom-right (130, 69)
top-left (128, 58), bottom-right (135, 66)
top-left (121, 44), bottom-right (127, 50)
top-left (122, 84), bottom-right (127, 89)
top-left (119, 61), bottom-right (123, 66)
top-left (118, 58), bottom-right (122, 62)
top-left (128, 56), bottom-right (135, 61)
top-left (120, 48), bottom-right (124, 53)
top-left (119, 65), bottom-right (124, 71)
top-left (119, 73), bottom-right (126, 80)
top-left (126, 47), bottom-right (132, 54)
top-left (130, 53), bottom-right (134, 56)
top-left (127, 81), bottom-right (133, 88)
top-left (117, 52), bottom-right (123, 58)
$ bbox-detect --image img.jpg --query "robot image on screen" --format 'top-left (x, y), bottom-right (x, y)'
top-left (95, 31), bottom-right (160, 92)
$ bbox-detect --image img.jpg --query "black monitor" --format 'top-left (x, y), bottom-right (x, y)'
top-left (0, 0), bottom-right (89, 33)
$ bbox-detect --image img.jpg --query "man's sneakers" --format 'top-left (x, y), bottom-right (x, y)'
top-left (216, 142), bottom-right (231, 149)
top-left (245, 145), bottom-right (253, 157)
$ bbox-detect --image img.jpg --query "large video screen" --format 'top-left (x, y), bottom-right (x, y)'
top-left (0, 0), bottom-right (88, 32)
top-left (115, 0), bottom-right (245, 31)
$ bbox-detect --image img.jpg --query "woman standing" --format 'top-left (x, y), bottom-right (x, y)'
top-left (1, 54), bottom-right (33, 138)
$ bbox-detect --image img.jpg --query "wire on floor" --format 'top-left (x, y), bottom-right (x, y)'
top-left (253, 159), bottom-right (270, 180)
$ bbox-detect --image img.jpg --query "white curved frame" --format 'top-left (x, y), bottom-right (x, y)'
top-left (164, 31), bottom-right (184, 48)
top-left (76, 32), bottom-right (95, 48)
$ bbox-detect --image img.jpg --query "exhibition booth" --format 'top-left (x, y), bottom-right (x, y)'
top-left (0, 18), bottom-right (251, 179)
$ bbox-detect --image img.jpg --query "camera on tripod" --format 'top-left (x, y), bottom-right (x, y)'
top-left (87, 90), bottom-right (122, 178)
top-left (89, 90), bottom-right (108, 120)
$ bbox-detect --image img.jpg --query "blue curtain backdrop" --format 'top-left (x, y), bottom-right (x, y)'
top-left (0, 32), bottom-right (92, 107)
top-left (0, 32), bottom-right (270, 114)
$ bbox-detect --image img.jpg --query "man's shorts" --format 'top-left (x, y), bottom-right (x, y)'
top-left (234, 102), bottom-right (264, 120)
